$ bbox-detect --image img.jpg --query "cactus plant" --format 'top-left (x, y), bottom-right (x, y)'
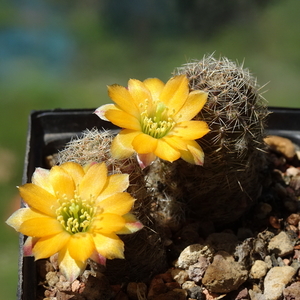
top-left (146, 54), bottom-right (269, 227)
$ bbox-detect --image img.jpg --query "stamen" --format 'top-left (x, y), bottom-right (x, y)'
top-left (56, 191), bottom-right (96, 234)
top-left (140, 101), bottom-right (176, 139)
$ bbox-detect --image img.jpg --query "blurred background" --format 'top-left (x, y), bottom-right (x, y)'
top-left (1, 0), bottom-right (300, 298)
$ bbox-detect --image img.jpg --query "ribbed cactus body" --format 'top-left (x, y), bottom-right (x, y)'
top-left (148, 55), bottom-right (269, 226)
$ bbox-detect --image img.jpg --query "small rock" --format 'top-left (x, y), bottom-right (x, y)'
top-left (283, 281), bottom-right (300, 300)
top-left (268, 231), bottom-right (295, 257)
top-left (202, 251), bottom-right (248, 293)
top-left (250, 260), bottom-right (268, 279)
top-left (264, 135), bottom-right (296, 159)
top-left (175, 244), bottom-right (214, 269)
top-left (188, 256), bottom-right (209, 283)
top-left (263, 266), bottom-right (296, 300)
top-left (171, 269), bottom-right (189, 285)
top-left (286, 214), bottom-right (300, 226)
top-left (249, 289), bottom-right (265, 300)
top-left (186, 285), bottom-right (203, 300)
top-left (147, 277), bottom-right (168, 299)
top-left (181, 280), bottom-right (197, 290)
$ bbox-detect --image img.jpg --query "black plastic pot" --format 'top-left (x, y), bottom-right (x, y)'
top-left (17, 107), bottom-right (300, 300)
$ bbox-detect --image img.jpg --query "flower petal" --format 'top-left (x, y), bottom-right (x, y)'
top-left (90, 250), bottom-right (106, 266)
top-left (58, 246), bottom-right (86, 282)
top-left (137, 152), bottom-right (157, 169)
top-left (107, 84), bottom-right (139, 117)
top-left (79, 163), bottom-right (107, 200)
top-left (19, 217), bottom-right (64, 237)
top-left (97, 173), bottom-right (129, 201)
top-left (49, 166), bottom-right (75, 200)
top-left (105, 108), bottom-right (141, 130)
top-left (31, 168), bottom-right (54, 194)
top-left (59, 162), bottom-right (85, 187)
top-left (96, 192), bottom-right (135, 216)
top-left (155, 140), bottom-right (180, 162)
top-left (128, 79), bottom-right (153, 111)
top-left (160, 75), bottom-right (189, 114)
top-left (180, 140), bottom-right (205, 165)
top-left (94, 104), bottom-right (116, 121)
top-left (115, 213), bottom-right (143, 234)
top-left (6, 207), bottom-right (49, 231)
top-left (68, 233), bottom-right (95, 263)
top-left (23, 236), bottom-right (38, 256)
top-left (132, 133), bottom-right (158, 154)
top-left (174, 121), bottom-right (210, 139)
top-left (176, 90), bottom-right (208, 122)
top-left (163, 135), bottom-right (188, 151)
top-left (110, 129), bottom-right (139, 159)
top-left (18, 184), bottom-right (57, 217)
top-left (32, 231), bottom-right (70, 260)
top-left (143, 78), bottom-right (165, 102)
top-left (92, 213), bottom-right (126, 234)
top-left (93, 232), bottom-right (124, 259)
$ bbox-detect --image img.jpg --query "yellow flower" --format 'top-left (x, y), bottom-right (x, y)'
top-left (95, 75), bottom-right (210, 168)
top-left (6, 162), bottom-right (143, 282)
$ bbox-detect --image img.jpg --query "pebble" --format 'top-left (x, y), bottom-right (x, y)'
top-left (264, 135), bottom-right (296, 159)
top-left (250, 260), bottom-right (268, 279)
top-left (263, 266), bottom-right (296, 300)
top-left (283, 281), bottom-right (300, 300)
top-left (188, 256), bottom-right (209, 283)
top-left (175, 244), bottom-right (214, 269)
top-left (267, 231), bottom-right (294, 257)
top-left (202, 251), bottom-right (248, 293)
top-left (152, 289), bottom-right (187, 300)
top-left (171, 268), bottom-right (189, 285)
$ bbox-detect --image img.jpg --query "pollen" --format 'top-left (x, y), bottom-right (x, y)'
top-left (56, 192), bottom-right (96, 234)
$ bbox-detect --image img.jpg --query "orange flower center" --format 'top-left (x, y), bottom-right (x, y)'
top-left (140, 101), bottom-right (176, 139)
top-left (56, 192), bottom-right (96, 234)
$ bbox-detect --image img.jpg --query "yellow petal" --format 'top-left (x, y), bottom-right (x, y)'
top-left (58, 246), bottom-right (86, 282)
top-left (105, 108), bottom-right (141, 130)
top-left (115, 213), bottom-right (143, 234)
top-left (19, 217), bottom-right (64, 237)
top-left (163, 135), bottom-right (188, 151)
top-left (59, 162), bottom-right (85, 187)
top-left (49, 166), bottom-right (75, 200)
top-left (96, 192), bottom-right (135, 215)
top-left (160, 75), bottom-right (189, 114)
top-left (174, 120), bottom-right (210, 139)
top-left (110, 129), bottom-right (138, 159)
top-left (143, 78), bottom-right (165, 102)
top-left (92, 213), bottom-right (126, 234)
top-left (128, 79), bottom-right (153, 111)
top-left (19, 184), bottom-right (57, 217)
top-left (93, 232), bottom-right (124, 259)
top-left (176, 90), bottom-right (208, 122)
top-left (180, 140), bottom-right (205, 165)
top-left (32, 231), bottom-right (70, 260)
top-left (31, 167), bottom-right (54, 194)
top-left (97, 173), bottom-right (129, 201)
top-left (107, 84), bottom-right (139, 117)
top-left (79, 162), bottom-right (107, 200)
top-left (132, 133), bottom-right (158, 154)
top-left (94, 103), bottom-right (116, 121)
top-left (155, 140), bottom-right (180, 162)
top-left (68, 233), bottom-right (95, 263)
top-left (6, 207), bottom-right (48, 232)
